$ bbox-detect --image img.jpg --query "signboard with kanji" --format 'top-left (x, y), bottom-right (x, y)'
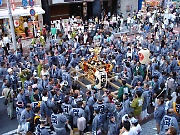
top-left (14, 20), bottom-right (19, 27)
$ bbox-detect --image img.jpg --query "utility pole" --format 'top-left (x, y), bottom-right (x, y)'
top-left (7, 0), bottom-right (17, 51)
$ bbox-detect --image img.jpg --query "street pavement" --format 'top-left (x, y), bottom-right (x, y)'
top-left (0, 98), bottom-right (18, 135)
top-left (141, 119), bottom-right (157, 135)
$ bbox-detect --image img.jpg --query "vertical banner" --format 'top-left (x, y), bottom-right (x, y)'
top-left (138, 0), bottom-right (143, 11)
top-left (11, 0), bottom-right (16, 11)
top-left (93, 0), bottom-right (101, 17)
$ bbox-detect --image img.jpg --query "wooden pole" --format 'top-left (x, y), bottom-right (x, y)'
top-left (70, 68), bottom-right (132, 99)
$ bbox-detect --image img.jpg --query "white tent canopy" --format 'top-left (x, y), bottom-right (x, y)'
top-left (0, 6), bottom-right (45, 19)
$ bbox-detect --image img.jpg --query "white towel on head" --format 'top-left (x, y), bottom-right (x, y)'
top-left (42, 96), bottom-right (48, 101)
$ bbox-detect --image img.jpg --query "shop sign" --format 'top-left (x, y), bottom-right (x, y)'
top-left (29, 0), bottom-right (34, 7)
top-left (30, 9), bottom-right (35, 16)
top-left (14, 20), bottom-right (19, 27)
top-left (31, 16), bottom-right (35, 21)
top-left (0, 0), bottom-right (2, 6)
top-left (22, 0), bottom-right (28, 7)
top-left (11, 0), bottom-right (16, 11)
top-left (13, 16), bottom-right (20, 20)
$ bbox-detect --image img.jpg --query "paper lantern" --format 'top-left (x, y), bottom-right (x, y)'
top-left (138, 48), bottom-right (150, 64)
top-left (94, 69), bottom-right (107, 89)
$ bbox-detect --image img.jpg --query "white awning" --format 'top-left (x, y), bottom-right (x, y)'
top-left (52, 0), bottom-right (94, 4)
top-left (0, 6), bottom-right (45, 19)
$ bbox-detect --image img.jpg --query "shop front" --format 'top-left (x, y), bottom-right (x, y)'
top-left (49, 0), bottom-right (118, 21)
top-left (0, 6), bottom-right (45, 39)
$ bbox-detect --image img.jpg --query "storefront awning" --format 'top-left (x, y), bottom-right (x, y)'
top-left (0, 6), bottom-right (45, 19)
top-left (52, 0), bottom-right (94, 4)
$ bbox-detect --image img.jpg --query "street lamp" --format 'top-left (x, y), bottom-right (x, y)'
top-left (7, 0), bottom-right (17, 51)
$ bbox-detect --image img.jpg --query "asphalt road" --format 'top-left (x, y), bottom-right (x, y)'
top-left (0, 97), bottom-right (18, 134)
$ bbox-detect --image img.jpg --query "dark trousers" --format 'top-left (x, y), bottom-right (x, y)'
top-left (43, 34), bottom-right (47, 42)
top-left (20, 44), bottom-right (23, 54)
top-left (2, 47), bottom-right (8, 56)
top-left (25, 27), bottom-right (29, 37)
top-left (6, 43), bottom-right (10, 50)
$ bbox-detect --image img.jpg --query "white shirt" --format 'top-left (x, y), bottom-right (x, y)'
top-left (67, 25), bottom-right (71, 31)
top-left (40, 70), bottom-right (49, 77)
top-left (170, 14), bottom-right (176, 21)
top-left (127, 17), bottom-right (131, 24)
top-left (122, 131), bottom-right (130, 135)
top-left (135, 124), bottom-right (142, 133)
top-left (56, 23), bottom-right (60, 30)
top-left (120, 18), bottom-right (123, 25)
top-left (165, 101), bottom-right (170, 111)
top-left (147, 12), bottom-right (151, 16)
top-left (131, 18), bottom-right (134, 24)
top-left (129, 127), bottom-right (138, 135)
top-left (170, 23), bottom-right (174, 29)
top-left (171, 92), bottom-right (178, 102)
top-left (68, 34), bottom-right (71, 39)
top-left (149, 17), bottom-right (153, 24)
top-left (0, 40), bottom-right (4, 47)
top-left (112, 16), bottom-right (116, 23)
top-left (84, 34), bottom-right (88, 44)
top-left (127, 51), bottom-right (132, 58)
top-left (3, 37), bottom-right (10, 44)
top-left (164, 19), bottom-right (169, 25)
top-left (139, 36), bottom-right (144, 43)
top-left (129, 124), bottom-right (142, 135)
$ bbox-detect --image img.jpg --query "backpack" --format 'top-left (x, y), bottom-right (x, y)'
top-left (77, 117), bottom-right (86, 131)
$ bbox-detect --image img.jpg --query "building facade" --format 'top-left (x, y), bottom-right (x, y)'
top-left (42, 0), bottom-right (139, 25)
top-left (0, 0), bottom-right (45, 37)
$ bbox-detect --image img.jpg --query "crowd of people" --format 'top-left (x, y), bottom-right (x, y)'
top-left (0, 4), bottom-right (180, 135)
